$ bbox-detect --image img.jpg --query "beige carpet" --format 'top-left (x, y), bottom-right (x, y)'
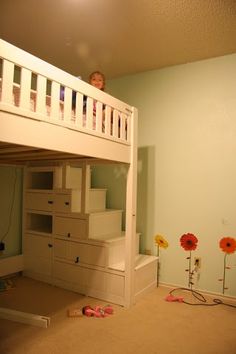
top-left (0, 275), bottom-right (235, 354)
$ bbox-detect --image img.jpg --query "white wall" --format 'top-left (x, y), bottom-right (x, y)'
top-left (107, 53), bottom-right (236, 296)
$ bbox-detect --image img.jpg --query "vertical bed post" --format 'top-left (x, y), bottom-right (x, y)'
top-left (124, 107), bottom-right (138, 308)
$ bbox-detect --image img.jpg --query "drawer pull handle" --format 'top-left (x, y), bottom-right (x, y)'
top-left (67, 233), bottom-right (71, 238)
top-left (48, 200), bottom-right (53, 204)
top-left (75, 256), bottom-right (79, 264)
top-left (65, 202), bottom-right (70, 206)
top-left (48, 244), bottom-right (53, 248)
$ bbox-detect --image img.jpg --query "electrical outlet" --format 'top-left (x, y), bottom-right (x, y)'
top-left (194, 257), bottom-right (201, 268)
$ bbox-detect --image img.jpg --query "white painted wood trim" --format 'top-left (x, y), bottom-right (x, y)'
top-left (0, 255), bottom-right (24, 277)
top-left (19, 67), bottom-right (31, 111)
top-left (0, 111), bottom-right (130, 163)
top-left (0, 307), bottom-right (50, 328)
top-left (1, 60), bottom-right (14, 104)
top-left (134, 281), bottom-right (157, 302)
top-left (0, 39), bottom-right (132, 153)
top-left (124, 107), bottom-right (138, 308)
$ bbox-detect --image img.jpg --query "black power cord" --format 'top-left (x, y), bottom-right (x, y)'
top-left (169, 287), bottom-right (236, 308)
top-left (0, 167), bottom-right (18, 245)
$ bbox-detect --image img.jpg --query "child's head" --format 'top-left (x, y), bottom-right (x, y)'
top-left (89, 71), bottom-right (105, 91)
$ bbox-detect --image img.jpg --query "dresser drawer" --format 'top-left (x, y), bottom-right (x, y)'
top-left (24, 233), bottom-right (53, 258)
top-left (69, 242), bottom-right (107, 267)
top-left (53, 260), bottom-right (85, 294)
top-left (54, 191), bottom-right (81, 213)
top-left (25, 192), bottom-right (54, 211)
top-left (24, 233), bottom-right (53, 282)
top-left (54, 216), bottom-right (87, 240)
top-left (54, 239), bottom-right (107, 267)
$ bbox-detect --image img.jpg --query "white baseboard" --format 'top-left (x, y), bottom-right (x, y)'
top-left (159, 281), bottom-right (236, 302)
top-left (0, 254), bottom-right (24, 277)
top-left (0, 307), bottom-right (50, 328)
top-left (135, 280), bottom-right (157, 302)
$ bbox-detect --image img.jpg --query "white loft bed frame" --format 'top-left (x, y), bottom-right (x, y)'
top-left (0, 39), bottom-right (138, 308)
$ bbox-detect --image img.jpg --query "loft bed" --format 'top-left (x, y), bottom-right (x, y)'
top-left (0, 39), bottom-right (135, 165)
top-left (0, 39), bottom-right (156, 309)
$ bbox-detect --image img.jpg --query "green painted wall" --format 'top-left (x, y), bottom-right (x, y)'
top-left (105, 53), bottom-right (236, 296)
top-left (1, 52), bottom-right (236, 297)
top-left (0, 166), bottom-right (23, 258)
top-left (91, 164), bottom-right (128, 230)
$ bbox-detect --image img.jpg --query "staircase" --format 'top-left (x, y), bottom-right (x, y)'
top-left (85, 167), bottom-right (158, 304)
top-left (23, 163), bottom-right (158, 306)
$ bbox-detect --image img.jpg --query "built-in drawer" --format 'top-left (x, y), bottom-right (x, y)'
top-left (24, 233), bottom-right (53, 258)
top-left (53, 260), bottom-right (85, 294)
top-left (25, 192), bottom-right (54, 212)
top-left (54, 216), bottom-right (87, 240)
top-left (54, 238), bottom-right (107, 267)
top-left (23, 233), bottom-right (53, 282)
top-left (54, 191), bottom-right (81, 213)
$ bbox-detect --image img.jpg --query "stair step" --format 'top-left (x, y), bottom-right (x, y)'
top-left (88, 231), bottom-right (140, 265)
top-left (135, 254), bottom-right (158, 270)
top-left (108, 254), bottom-right (157, 272)
top-left (89, 231), bottom-right (126, 242)
top-left (88, 209), bottom-right (123, 239)
top-left (89, 188), bottom-right (107, 212)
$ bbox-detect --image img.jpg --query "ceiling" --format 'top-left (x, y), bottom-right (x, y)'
top-left (1, 0), bottom-right (236, 82)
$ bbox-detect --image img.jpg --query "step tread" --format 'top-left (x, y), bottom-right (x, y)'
top-left (89, 209), bottom-right (123, 215)
top-left (108, 254), bottom-right (158, 272)
top-left (88, 231), bottom-right (140, 243)
top-left (89, 188), bottom-right (107, 191)
top-left (89, 232), bottom-right (125, 243)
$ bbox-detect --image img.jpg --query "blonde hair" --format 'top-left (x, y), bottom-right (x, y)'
top-left (89, 71), bottom-right (105, 90)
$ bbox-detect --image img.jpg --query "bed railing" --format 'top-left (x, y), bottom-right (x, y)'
top-left (0, 39), bottom-right (132, 145)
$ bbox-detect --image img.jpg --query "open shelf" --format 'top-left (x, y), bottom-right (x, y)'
top-left (26, 212), bottom-right (52, 234)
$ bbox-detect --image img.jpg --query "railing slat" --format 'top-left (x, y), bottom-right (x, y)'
top-left (95, 101), bottom-right (103, 133)
top-left (64, 86), bottom-right (72, 122)
top-left (74, 92), bottom-right (84, 128)
top-left (36, 75), bottom-right (47, 115)
top-left (120, 113), bottom-right (126, 140)
top-left (86, 97), bottom-right (93, 130)
top-left (20, 67), bottom-right (31, 110)
top-left (1, 60), bottom-right (14, 104)
top-left (50, 81), bottom-right (60, 119)
top-left (126, 113), bottom-right (131, 143)
top-left (112, 110), bottom-right (119, 138)
top-left (105, 105), bottom-right (111, 135)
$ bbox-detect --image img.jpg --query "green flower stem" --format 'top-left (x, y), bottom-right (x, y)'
top-left (157, 245), bottom-right (160, 287)
top-left (222, 253), bottom-right (227, 294)
top-left (188, 251), bottom-right (193, 289)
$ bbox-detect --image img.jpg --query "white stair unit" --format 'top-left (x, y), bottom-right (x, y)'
top-left (23, 162), bottom-right (157, 306)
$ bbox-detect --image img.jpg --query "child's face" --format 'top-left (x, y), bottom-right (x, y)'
top-left (90, 73), bottom-right (104, 90)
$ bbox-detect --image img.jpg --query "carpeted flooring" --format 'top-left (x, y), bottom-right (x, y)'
top-left (0, 275), bottom-right (235, 354)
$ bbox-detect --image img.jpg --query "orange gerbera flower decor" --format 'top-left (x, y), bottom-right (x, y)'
top-left (218, 237), bottom-right (236, 294)
top-left (180, 233), bottom-right (198, 289)
top-left (154, 234), bottom-right (169, 286)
